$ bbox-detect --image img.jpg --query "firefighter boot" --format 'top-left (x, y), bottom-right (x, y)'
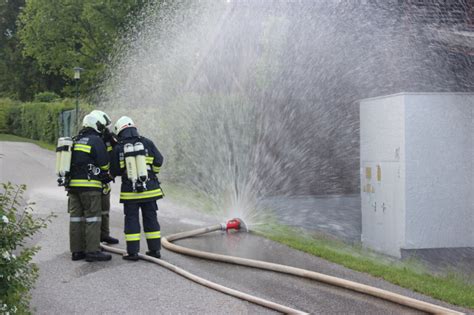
top-left (85, 251), bottom-right (112, 262)
top-left (101, 235), bottom-right (119, 244)
top-left (146, 250), bottom-right (161, 259)
top-left (122, 253), bottom-right (139, 261)
top-left (72, 251), bottom-right (86, 261)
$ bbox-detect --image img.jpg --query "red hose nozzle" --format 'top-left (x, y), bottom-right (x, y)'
top-left (225, 218), bottom-right (241, 231)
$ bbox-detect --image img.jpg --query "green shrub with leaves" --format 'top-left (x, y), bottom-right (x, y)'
top-left (1, 96), bottom-right (94, 144)
top-left (33, 92), bottom-right (60, 103)
top-left (0, 98), bottom-right (17, 133)
top-left (0, 183), bottom-right (51, 314)
top-left (18, 100), bottom-right (76, 143)
top-left (1, 97), bottom-right (74, 142)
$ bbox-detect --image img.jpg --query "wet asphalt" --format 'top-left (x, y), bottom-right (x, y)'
top-left (0, 141), bottom-right (471, 314)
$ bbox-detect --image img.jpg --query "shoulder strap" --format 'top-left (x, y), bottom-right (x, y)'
top-left (119, 136), bottom-right (144, 145)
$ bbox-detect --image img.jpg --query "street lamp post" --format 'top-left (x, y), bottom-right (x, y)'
top-left (73, 67), bottom-right (83, 132)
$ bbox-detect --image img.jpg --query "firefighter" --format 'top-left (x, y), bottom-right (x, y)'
top-left (89, 110), bottom-right (119, 245)
top-left (67, 114), bottom-right (112, 262)
top-left (110, 116), bottom-right (164, 261)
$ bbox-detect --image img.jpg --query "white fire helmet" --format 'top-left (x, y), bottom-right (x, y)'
top-left (114, 116), bottom-right (135, 135)
top-left (82, 113), bottom-right (108, 133)
top-left (90, 110), bottom-right (112, 128)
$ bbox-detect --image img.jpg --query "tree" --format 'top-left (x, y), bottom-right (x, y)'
top-left (18, 0), bottom-right (147, 96)
top-left (0, 0), bottom-right (63, 100)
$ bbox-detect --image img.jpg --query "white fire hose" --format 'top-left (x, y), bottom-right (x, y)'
top-left (102, 218), bottom-right (464, 315)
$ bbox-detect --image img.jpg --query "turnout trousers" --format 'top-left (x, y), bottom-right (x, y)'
top-left (123, 201), bottom-right (161, 254)
top-left (101, 192), bottom-right (111, 239)
top-left (68, 191), bottom-right (102, 253)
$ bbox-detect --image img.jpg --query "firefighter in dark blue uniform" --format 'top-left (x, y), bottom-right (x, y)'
top-left (67, 114), bottom-right (112, 262)
top-left (110, 116), bottom-right (164, 260)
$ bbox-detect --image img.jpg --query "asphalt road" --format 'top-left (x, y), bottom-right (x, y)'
top-left (0, 141), bottom-right (470, 314)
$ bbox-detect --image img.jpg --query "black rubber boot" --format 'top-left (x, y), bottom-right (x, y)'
top-left (122, 253), bottom-right (140, 261)
top-left (85, 251), bottom-right (112, 262)
top-left (146, 250), bottom-right (161, 259)
top-left (72, 252), bottom-right (86, 261)
top-left (101, 235), bottom-right (119, 245)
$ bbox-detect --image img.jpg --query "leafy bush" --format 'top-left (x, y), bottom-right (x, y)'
top-left (33, 92), bottom-right (60, 103)
top-left (1, 97), bottom-right (73, 141)
top-left (0, 183), bottom-right (51, 314)
top-left (1, 97), bottom-right (95, 145)
top-left (16, 101), bottom-right (73, 143)
top-left (0, 98), bottom-right (17, 133)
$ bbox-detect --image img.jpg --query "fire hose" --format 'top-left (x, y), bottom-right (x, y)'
top-left (101, 218), bottom-right (464, 315)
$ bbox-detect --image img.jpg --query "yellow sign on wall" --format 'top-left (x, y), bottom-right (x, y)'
top-left (365, 167), bottom-right (372, 179)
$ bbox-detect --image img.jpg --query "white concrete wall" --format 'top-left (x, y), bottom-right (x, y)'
top-left (360, 92), bottom-right (474, 257)
top-left (404, 93), bottom-right (474, 249)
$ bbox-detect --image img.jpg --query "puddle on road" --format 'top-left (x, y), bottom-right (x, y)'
top-left (179, 218), bottom-right (209, 226)
top-left (73, 259), bottom-right (116, 279)
top-left (177, 231), bottom-right (288, 265)
top-left (28, 187), bottom-right (64, 202)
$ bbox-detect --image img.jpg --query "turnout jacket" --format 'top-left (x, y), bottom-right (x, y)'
top-left (102, 128), bottom-right (118, 157)
top-left (67, 128), bottom-right (111, 192)
top-left (110, 127), bottom-right (164, 204)
top-left (101, 129), bottom-right (119, 195)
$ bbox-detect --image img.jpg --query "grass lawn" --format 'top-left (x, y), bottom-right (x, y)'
top-left (0, 133), bottom-right (56, 151)
top-left (258, 224), bottom-right (474, 309)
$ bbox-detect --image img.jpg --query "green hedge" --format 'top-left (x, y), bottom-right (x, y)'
top-left (0, 98), bottom-right (93, 144)
top-left (33, 92), bottom-right (60, 103)
top-left (0, 98), bottom-right (17, 133)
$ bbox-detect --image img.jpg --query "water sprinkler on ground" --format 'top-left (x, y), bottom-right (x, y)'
top-left (221, 217), bottom-right (249, 232)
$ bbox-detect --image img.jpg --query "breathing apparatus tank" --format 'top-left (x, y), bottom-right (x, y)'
top-left (134, 142), bottom-right (148, 184)
top-left (55, 144), bottom-right (61, 176)
top-left (122, 142), bottom-right (148, 192)
top-left (55, 137), bottom-right (73, 186)
top-left (124, 143), bottom-right (138, 190)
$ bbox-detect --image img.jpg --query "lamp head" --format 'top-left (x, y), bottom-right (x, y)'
top-left (74, 67), bottom-right (83, 80)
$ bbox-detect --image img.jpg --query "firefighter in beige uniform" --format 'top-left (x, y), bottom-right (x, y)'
top-left (66, 114), bottom-right (112, 262)
top-left (89, 110), bottom-right (119, 245)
